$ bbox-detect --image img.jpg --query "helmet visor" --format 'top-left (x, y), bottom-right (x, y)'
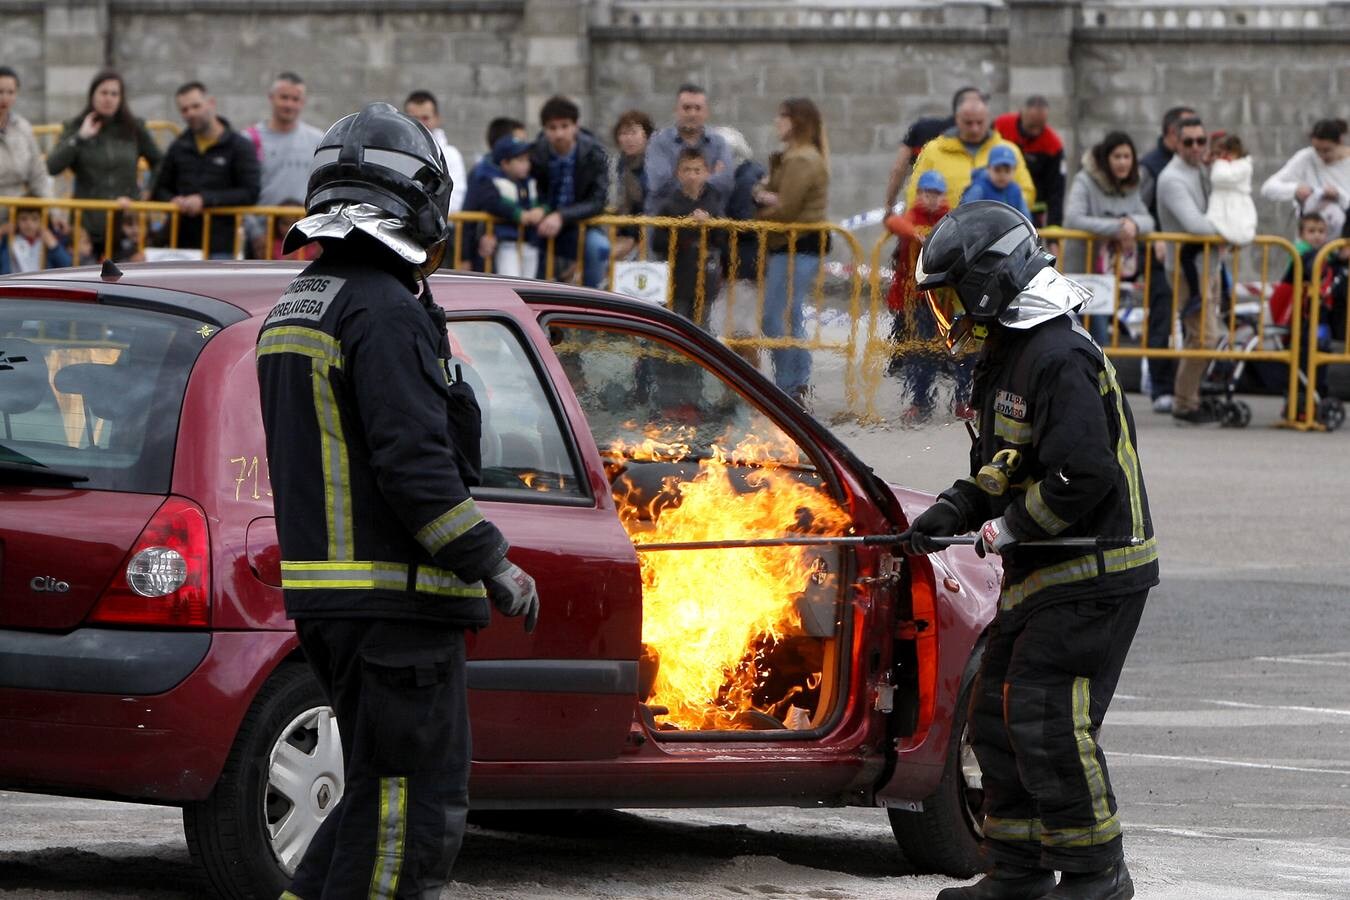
top-left (924, 291), bottom-right (983, 356)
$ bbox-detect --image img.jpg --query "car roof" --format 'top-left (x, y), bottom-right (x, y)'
top-left (20, 261), bottom-right (651, 319)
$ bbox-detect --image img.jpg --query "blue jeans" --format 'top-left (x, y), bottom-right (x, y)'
top-left (545, 226), bottom-right (611, 289)
top-left (762, 252), bottom-right (818, 393)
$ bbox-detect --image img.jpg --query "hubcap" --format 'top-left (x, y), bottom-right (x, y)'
top-left (958, 721), bottom-right (985, 838)
top-left (265, 705), bottom-right (344, 876)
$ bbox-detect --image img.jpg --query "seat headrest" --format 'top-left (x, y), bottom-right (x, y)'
top-left (0, 338), bottom-right (53, 416)
top-left (53, 362), bottom-right (152, 422)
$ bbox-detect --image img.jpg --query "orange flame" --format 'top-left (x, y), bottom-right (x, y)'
top-left (609, 426), bottom-right (852, 730)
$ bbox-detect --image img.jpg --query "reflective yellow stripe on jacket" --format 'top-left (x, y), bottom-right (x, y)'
top-left (257, 325), bottom-right (343, 369)
top-left (258, 326), bottom-right (354, 559)
top-left (1000, 537), bottom-right (1158, 611)
top-left (281, 560), bottom-right (487, 598)
top-left (414, 499), bottom-right (485, 557)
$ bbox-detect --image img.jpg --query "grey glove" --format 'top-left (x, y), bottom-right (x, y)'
top-left (485, 558), bottom-right (539, 633)
top-left (974, 516), bottom-right (1018, 558)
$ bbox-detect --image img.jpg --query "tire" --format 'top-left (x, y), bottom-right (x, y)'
top-left (1319, 397), bottom-right (1345, 432)
top-left (888, 649), bottom-right (984, 878)
top-left (185, 663), bottom-right (342, 900)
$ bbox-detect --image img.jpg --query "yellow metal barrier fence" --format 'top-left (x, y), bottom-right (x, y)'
top-left (577, 215), bottom-right (866, 415)
top-left (12, 195), bottom-right (1325, 429)
top-left (1303, 238), bottom-right (1350, 430)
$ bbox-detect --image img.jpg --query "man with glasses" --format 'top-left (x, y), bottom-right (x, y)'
top-left (1156, 117), bottom-right (1221, 425)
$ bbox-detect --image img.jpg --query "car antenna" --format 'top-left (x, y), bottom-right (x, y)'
top-left (100, 258), bottom-right (123, 281)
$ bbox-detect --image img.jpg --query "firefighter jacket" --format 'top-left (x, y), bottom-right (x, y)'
top-left (939, 315), bottom-right (1158, 613)
top-left (257, 240), bottom-right (509, 626)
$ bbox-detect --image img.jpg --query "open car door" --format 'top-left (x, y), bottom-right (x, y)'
top-left (442, 312), bottom-right (644, 761)
top-left (532, 308), bottom-right (902, 754)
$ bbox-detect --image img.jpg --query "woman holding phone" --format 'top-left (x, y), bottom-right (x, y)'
top-left (47, 70), bottom-right (163, 257)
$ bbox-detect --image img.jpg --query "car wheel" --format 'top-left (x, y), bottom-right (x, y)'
top-left (185, 663), bottom-right (342, 900)
top-left (887, 657), bottom-right (983, 877)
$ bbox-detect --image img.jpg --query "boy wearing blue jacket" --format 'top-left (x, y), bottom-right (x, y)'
top-left (464, 136), bottom-right (547, 277)
top-left (959, 144), bottom-right (1031, 218)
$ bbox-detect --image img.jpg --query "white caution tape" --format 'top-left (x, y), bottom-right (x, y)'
top-left (836, 206), bottom-right (889, 231)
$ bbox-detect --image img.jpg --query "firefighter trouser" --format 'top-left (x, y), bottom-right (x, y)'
top-left (969, 591), bottom-right (1147, 874)
top-left (287, 618), bottom-right (470, 900)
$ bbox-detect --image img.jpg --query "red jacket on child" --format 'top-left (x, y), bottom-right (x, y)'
top-left (884, 201), bottom-right (949, 312)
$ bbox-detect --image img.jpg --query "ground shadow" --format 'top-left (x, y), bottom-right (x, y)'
top-left (457, 809), bottom-right (917, 881)
top-left (0, 844), bottom-right (201, 897)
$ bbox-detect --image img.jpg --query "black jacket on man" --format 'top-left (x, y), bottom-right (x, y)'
top-left (1138, 137), bottom-right (1173, 222)
top-left (256, 237), bottom-right (509, 627)
top-left (939, 315), bottom-right (1159, 613)
top-left (529, 129), bottom-right (609, 225)
top-left (150, 117), bottom-right (260, 254)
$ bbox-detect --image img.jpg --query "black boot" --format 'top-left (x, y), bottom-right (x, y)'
top-left (936, 865), bottom-right (1057, 900)
top-left (1043, 862), bottom-right (1133, 900)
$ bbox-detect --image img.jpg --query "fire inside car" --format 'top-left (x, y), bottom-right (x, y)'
top-left (550, 323), bottom-right (856, 734)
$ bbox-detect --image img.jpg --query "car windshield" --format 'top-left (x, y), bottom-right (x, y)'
top-left (0, 299), bottom-right (212, 493)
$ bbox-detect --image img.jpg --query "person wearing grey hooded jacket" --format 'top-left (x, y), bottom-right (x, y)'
top-left (1063, 132), bottom-right (1154, 274)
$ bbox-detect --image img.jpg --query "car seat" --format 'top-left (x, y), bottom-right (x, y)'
top-left (0, 338), bottom-right (56, 440)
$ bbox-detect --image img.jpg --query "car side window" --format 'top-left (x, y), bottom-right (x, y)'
top-left (546, 323), bottom-right (827, 486)
top-left (444, 319), bottom-right (585, 500)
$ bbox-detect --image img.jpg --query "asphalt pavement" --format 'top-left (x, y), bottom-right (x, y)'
top-left (2, 394), bottom-right (1347, 899)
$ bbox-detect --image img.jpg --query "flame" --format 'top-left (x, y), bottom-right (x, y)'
top-left (609, 425), bottom-right (852, 731)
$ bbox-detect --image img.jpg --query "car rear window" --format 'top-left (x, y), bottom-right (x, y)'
top-left (0, 299), bottom-right (213, 493)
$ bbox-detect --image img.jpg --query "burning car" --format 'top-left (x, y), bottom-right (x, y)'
top-left (0, 263), bottom-right (1000, 899)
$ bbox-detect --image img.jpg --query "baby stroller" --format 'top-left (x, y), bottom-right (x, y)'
top-left (1202, 277), bottom-right (1345, 430)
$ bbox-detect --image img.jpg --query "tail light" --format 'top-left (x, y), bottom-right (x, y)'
top-left (89, 496), bottom-right (210, 627)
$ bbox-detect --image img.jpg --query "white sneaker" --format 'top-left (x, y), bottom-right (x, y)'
top-left (1152, 395), bottom-right (1174, 414)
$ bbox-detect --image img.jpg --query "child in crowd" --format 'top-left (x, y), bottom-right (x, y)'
top-left (653, 147), bottom-right (726, 326)
top-left (468, 117), bottom-right (528, 271)
top-left (959, 144), bottom-right (1030, 218)
top-left (269, 199), bottom-right (321, 262)
top-left (1271, 213), bottom-right (1331, 327)
top-left (1293, 211), bottom-right (1328, 257)
top-left (111, 211), bottom-right (147, 263)
top-left (1207, 134), bottom-right (1257, 246)
top-left (1270, 213), bottom-right (1347, 419)
top-left (884, 170), bottom-right (951, 422)
top-left (0, 206), bottom-right (72, 274)
top-left (464, 135), bottom-right (546, 278)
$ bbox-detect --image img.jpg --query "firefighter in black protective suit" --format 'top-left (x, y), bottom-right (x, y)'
top-left (898, 202), bottom-right (1157, 900)
top-left (257, 102), bottom-right (539, 900)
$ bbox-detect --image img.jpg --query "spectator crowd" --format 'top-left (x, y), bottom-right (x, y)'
top-left (1, 61), bottom-right (1347, 417)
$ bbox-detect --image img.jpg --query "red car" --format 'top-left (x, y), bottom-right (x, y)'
top-left (0, 263), bottom-right (999, 899)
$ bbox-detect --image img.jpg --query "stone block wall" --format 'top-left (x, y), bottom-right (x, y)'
top-left (590, 36), bottom-right (1008, 225)
top-left (107, 5), bottom-right (527, 160)
top-left (0, 7), bottom-right (46, 107)
top-left (1073, 32), bottom-right (1350, 232)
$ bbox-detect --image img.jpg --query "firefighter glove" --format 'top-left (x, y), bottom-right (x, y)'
top-left (974, 516), bottom-right (1017, 558)
top-left (898, 498), bottom-right (965, 555)
top-left (486, 558), bottom-right (540, 633)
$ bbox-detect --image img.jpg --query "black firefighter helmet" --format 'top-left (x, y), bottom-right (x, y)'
top-left (915, 201), bottom-right (1055, 349)
top-left (285, 101), bottom-right (452, 257)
